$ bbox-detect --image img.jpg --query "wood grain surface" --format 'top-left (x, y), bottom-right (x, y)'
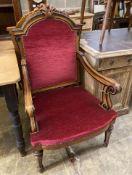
top-left (0, 40), bottom-right (20, 86)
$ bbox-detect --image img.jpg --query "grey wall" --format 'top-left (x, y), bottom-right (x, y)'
top-left (48, 0), bottom-right (89, 10)
top-left (20, 0), bottom-right (29, 15)
top-left (48, 0), bottom-right (82, 9)
top-left (20, 0), bottom-right (89, 15)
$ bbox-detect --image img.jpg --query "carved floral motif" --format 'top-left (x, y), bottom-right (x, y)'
top-left (34, 3), bottom-right (56, 16)
top-left (33, 3), bottom-right (79, 17)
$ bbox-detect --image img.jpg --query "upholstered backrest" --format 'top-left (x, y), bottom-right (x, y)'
top-left (23, 19), bottom-right (77, 91)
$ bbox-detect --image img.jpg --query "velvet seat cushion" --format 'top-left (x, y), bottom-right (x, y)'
top-left (31, 87), bottom-right (117, 147)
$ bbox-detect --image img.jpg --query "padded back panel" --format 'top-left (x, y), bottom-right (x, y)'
top-left (23, 19), bottom-right (77, 90)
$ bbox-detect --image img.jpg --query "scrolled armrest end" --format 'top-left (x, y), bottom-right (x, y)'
top-left (107, 84), bottom-right (122, 95)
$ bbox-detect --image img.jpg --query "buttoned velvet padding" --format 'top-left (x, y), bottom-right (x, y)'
top-left (31, 87), bottom-right (117, 147)
top-left (23, 19), bottom-right (77, 90)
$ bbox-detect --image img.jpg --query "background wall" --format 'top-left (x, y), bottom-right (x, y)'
top-left (20, 0), bottom-right (89, 15)
top-left (20, 0), bottom-right (29, 15)
top-left (48, 0), bottom-right (83, 9)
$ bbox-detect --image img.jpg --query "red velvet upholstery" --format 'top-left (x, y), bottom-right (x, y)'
top-left (23, 19), bottom-right (77, 90)
top-left (31, 87), bottom-right (117, 147)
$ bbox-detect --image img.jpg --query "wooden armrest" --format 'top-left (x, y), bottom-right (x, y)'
top-left (77, 51), bottom-right (122, 109)
top-left (21, 59), bottom-right (38, 133)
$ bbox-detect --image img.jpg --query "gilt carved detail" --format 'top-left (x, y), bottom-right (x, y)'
top-left (16, 3), bottom-right (79, 28)
top-left (34, 3), bottom-right (57, 16)
top-left (34, 3), bottom-right (79, 16)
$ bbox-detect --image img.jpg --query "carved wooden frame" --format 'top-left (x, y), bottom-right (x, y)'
top-left (8, 3), bottom-right (121, 149)
top-left (77, 51), bottom-right (121, 110)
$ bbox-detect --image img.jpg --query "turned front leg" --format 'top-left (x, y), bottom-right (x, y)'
top-left (104, 121), bottom-right (114, 147)
top-left (34, 149), bottom-right (44, 173)
top-left (65, 146), bottom-right (76, 163)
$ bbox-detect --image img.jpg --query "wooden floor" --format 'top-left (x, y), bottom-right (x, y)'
top-left (0, 93), bottom-right (132, 175)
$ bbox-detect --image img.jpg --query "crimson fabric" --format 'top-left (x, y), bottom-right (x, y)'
top-left (31, 87), bottom-right (117, 147)
top-left (23, 19), bottom-right (77, 90)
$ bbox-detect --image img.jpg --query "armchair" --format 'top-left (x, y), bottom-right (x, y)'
top-left (8, 4), bottom-right (121, 173)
